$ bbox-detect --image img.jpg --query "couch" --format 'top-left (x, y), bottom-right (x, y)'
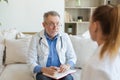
top-left (0, 29), bottom-right (98, 80)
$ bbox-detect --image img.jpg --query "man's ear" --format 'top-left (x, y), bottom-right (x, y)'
top-left (42, 22), bottom-right (45, 28)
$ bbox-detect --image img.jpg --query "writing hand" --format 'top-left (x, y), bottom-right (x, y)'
top-left (59, 64), bottom-right (70, 73)
top-left (41, 66), bottom-right (58, 75)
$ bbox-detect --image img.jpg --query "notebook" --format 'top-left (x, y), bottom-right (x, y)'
top-left (43, 69), bottom-right (76, 79)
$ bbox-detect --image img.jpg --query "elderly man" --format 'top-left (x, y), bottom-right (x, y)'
top-left (28, 11), bottom-right (77, 80)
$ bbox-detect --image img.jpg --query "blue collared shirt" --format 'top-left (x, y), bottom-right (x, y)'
top-left (34, 32), bottom-right (61, 73)
top-left (45, 33), bottom-right (61, 67)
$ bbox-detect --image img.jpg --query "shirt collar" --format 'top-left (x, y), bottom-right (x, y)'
top-left (44, 31), bottom-right (59, 40)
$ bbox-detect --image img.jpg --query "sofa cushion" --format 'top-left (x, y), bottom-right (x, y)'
top-left (0, 64), bottom-right (34, 80)
top-left (5, 38), bottom-right (30, 64)
top-left (69, 35), bottom-right (98, 68)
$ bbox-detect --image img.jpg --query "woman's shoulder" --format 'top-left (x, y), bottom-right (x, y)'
top-left (86, 46), bottom-right (120, 75)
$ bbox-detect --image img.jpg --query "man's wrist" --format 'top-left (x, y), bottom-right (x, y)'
top-left (41, 67), bottom-right (46, 73)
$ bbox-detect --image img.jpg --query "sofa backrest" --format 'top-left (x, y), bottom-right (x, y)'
top-left (69, 34), bottom-right (98, 68)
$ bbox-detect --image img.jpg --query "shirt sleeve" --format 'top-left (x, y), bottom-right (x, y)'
top-left (34, 65), bottom-right (42, 73)
top-left (68, 61), bottom-right (75, 68)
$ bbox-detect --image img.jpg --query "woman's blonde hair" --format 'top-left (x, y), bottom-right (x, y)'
top-left (92, 5), bottom-right (120, 59)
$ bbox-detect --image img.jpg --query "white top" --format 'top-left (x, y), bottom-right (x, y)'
top-left (81, 44), bottom-right (120, 80)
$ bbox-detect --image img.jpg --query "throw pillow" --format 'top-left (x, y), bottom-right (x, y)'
top-left (1, 28), bottom-right (19, 39)
top-left (5, 38), bottom-right (30, 64)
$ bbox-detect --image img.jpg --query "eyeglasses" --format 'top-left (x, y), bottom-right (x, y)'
top-left (45, 22), bottom-right (62, 27)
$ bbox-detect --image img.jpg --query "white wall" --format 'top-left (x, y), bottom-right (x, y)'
top-left (0, 0), bottom-right (64, 32)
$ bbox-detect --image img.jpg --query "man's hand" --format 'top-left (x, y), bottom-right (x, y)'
top-left (59, 64), bottom-right (70, 73)
top-left (41, 66), bottom-right (58, 75)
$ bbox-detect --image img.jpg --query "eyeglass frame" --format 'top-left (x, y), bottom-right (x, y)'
top-left (44, 22), bottom-right (62, 27)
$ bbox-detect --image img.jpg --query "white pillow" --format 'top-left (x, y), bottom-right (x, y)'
top-left (5, 38), bottom-right (30, 64)
top-left (0, 64), bottom-right (34, 80)
top-left (1, 28), bottom-right (19, 39)
top-left (69, 35), bottom-right (98, 68)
